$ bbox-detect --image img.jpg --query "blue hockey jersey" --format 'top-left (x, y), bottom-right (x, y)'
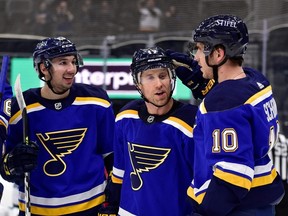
top-left (187, 67), bottom-right (284, 215)
top-left (112, 99), bottom-right (197, 216)
top-left (5, 83), bottom-right (115, 215)
top-left (0, 81), bottom-right (12, 200)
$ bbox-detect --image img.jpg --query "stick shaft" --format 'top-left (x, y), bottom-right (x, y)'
top-left (0, 55), bottom-right (9, 101)
top-left (14, 74), bottom-right (31, 216)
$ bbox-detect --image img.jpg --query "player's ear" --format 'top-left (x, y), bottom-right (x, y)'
top-left (214, 47), bottom-right (225, 62)
top-left (137, 83), bottom-right (143, 91)
top-left (215, 47), bottom-right (223, 56)
top-left (39, 62), bottom-right (48, 73)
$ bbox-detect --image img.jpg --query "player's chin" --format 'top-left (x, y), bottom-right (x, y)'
top-left (154, 97), bottom-right (169, 107)
top-left (61, 81), bottom-right (73, 90)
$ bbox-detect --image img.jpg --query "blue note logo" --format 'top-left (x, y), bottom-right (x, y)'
top-left (128, 142), bottom-right (170, 190)
top-left (36, 128), bottom-right (87, 176)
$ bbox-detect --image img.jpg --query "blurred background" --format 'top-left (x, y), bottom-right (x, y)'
top-left (0, 0), bottom-right (288, 213)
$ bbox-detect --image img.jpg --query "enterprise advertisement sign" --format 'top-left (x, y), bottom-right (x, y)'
top-left (10, 58), bottom-right (191, 100)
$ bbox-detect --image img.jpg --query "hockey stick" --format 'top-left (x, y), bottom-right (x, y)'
top-left (14, 74), bottom-right (31, 216)
top-left (0, 55), bottom-right (9, 101)
top-left (0, 55), bottom-right (9, 202)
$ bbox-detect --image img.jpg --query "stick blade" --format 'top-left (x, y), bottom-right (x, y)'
top-left (14, 74), bottom-right (26, 110)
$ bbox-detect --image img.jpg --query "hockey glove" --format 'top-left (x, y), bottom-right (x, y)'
top-left (98, 175), bottom-right (122, 216)
top-left (98, 202), bottom-right (118, 216)
top-left (166, 49), bottom-right (215, 99)
top-left (2, 141), bottom-right (39, 180)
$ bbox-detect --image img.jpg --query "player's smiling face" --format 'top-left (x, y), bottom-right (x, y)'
top-left (139, 68), bottom-right (171, 107)
top-left (48, 55), bottom-right (78, 91)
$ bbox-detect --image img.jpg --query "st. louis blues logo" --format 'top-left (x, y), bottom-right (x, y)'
top-left (128, 142), bottom-right (171, 190)
top-left (36, 128), bottom-right (87, 176)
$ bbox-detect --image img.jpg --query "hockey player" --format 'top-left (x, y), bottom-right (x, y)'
top-left (0, 37), bottom-right (115, 216)
top-left (182, 14), bottom-right (284, 216)
top-left (0, 81), bottom-right (12, 202)
top-left (98, 46), bottom-right (197, 216)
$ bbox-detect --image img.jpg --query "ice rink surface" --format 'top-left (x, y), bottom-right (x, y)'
top-left (0, 176), bottom-right (18, 216)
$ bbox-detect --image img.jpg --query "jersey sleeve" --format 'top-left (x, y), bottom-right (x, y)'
top-left (0, 81), bottom-right (12, 143)
top-left (96, 95), bottom-right (115, 156)
top-left (111, 111), bottom-right (127, 185)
